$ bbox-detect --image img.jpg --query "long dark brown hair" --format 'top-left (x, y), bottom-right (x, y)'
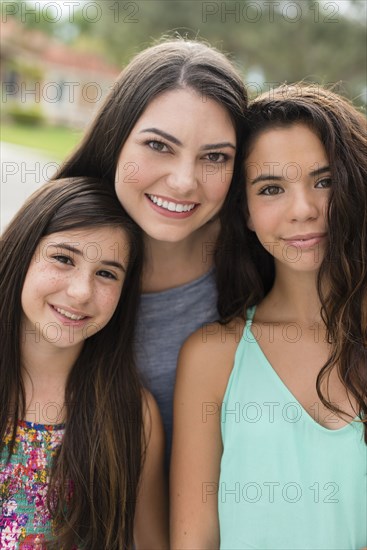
top-left (54, 38), bottom-right (247, 206)
top-left (0, 177), bottom-right (145, 548)
top-left (216, 83), bottom-right (367, 441)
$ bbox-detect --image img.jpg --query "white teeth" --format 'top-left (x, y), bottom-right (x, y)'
top-left (55, 307), bottom-right (85, 320)
top-left (147, 194), bottom-right (196, 213)
top-left (183, 204), bottom-right (195, 212)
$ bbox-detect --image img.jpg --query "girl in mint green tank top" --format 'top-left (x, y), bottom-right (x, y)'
top-left (171, 84), bottom-right (367, 549)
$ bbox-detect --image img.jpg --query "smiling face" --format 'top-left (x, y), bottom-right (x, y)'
top-left (245, 123), bottom-right (331, 274)
top-left (115, 88), bottom-right (237, 244)
top-left (21, 227), bottom-right (129, 354)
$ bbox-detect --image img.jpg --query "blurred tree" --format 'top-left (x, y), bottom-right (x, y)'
top-left (88, 0), bottom-right (367, 103)
top-left (3, 0), bottom-right (366, 104)
top-left (230, 0), bottom-right (366, 102)
top-left (3, 0), bottom-right (65, 33)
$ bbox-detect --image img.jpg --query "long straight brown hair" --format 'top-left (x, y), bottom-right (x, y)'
top-left (216, 84), bottom-right (367, 441)
top-left (0, 178), bottom-right (145, 548)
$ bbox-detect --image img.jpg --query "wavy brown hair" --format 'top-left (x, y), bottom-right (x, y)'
top-left (216, 83), bottom-right (367, 441)
top-left (0, 178), bottom-right (145, 548)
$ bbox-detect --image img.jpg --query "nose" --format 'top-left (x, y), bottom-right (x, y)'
top-left (66, 270), bottom-right (93, 304)
top-left (166, 159), bottom-right (198, 195)
top-left (289, 188), bottom-right (319, 222)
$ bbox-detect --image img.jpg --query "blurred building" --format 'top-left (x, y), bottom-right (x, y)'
top-left (0, 18), bottom-right (119, 128)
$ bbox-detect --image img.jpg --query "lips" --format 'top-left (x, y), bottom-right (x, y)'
top-left (50, 304), bottom-right (91, 326)
top-left (145, 193), bottom-right (199, 218)
top-left (54, 306), bottom-right (86, 321)
top-left (282, 233), bottom-right (326, 249)
top-left (146, 193), bottom-right (197, 212)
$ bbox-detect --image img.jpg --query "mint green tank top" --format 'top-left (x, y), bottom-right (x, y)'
top-left (219, 307), bottom-right (367, 549)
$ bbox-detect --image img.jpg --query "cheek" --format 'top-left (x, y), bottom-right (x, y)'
top-left (115, 163), bottom-right (143, 191)
top-left (115, 163), bottom-right (157, 211)
top-left (22, 264), bottom-right (59, 302)
top-left (115, 144), bottom-right (158, 191)
top-left (246, 198), bottom-right (276, 235)
top-left (96, 287), bottom-right (122, 325)
top-left (250, 209), bottom-right (273, 232)
top-left (203, 169), bottom-right (233, 203)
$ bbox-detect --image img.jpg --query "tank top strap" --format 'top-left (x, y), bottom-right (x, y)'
top-left (246, 305), bottom-right (256, 321)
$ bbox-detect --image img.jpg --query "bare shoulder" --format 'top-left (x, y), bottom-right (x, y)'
top-left (170, 318), bottom-right (245, 548)
top-left (177, 318), bottom-right (245, 401)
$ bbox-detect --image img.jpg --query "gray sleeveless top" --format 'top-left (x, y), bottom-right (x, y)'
top-left (135, 268), bottom-right (218, 465)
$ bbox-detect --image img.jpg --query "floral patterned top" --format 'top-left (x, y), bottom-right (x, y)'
top-left (0, 420), bottom-right (65, 549)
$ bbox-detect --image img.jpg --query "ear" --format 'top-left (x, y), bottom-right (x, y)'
top-left (247, 214), bottom-right (255, 231)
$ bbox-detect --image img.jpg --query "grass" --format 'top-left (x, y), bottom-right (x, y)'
top-left (1, 123), bottom-right (84, 160)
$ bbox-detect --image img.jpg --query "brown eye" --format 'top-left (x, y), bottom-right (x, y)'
top-left (204, 152), bottom-right (228, 163)
top-left (259, 186), bottom-right (283, 196)
top-left (97, 270), bottom-right (117, 280)
top-left (52, 255), bottom-right (73, 265)
top-left (147, 140), bottom-right (169, 152)
top-left (315, 178), bottom-right (332, 189)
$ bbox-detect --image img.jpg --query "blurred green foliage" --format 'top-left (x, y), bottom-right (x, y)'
top-left (1, 122), bottom-right (83, 158)
top-left (7, 0), bottom-right (367, 104)
top-left (5, 103), bottom-right (45, 125)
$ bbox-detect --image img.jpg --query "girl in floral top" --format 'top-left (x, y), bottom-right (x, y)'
top-left (0, 178), bottom-right (168, 549)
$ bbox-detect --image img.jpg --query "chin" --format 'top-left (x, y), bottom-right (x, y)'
top-left (146, 228), bottom-right (192, 243)
top-left (288, 262), bottom-right (323, 273)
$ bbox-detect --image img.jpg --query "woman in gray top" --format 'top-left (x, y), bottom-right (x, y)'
top-left (55, 39), bottom-right (248, 462)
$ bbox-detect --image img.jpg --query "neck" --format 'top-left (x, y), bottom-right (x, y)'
top-left (21, 335), bottom-right (82, 424)
top-left (142, 221), bottom-right (219, 292)
top-left (21, 328), bottom-right (82, 376)
top-left (262, 266), bottom-right (323, 325)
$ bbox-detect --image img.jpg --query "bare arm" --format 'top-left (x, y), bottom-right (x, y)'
top-left (170, 323), bottom-right (240, 549)
top-left (134, 391), bottom-right (169, 549)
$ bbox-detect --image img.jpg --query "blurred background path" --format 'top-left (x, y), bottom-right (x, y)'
top-left (0, 142), bottom-right (59, 232)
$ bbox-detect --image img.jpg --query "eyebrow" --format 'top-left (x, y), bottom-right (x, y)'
top-left (250, 174), bottom-right (282, 185)
top-left (309, 165), bottom-right (331, 177)
top-left (250, 165), bottom-right (331, 185)
top-left (140, 128), bottom-right (236, 150)
top-left (50, 243), bottom-right (125, 271)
